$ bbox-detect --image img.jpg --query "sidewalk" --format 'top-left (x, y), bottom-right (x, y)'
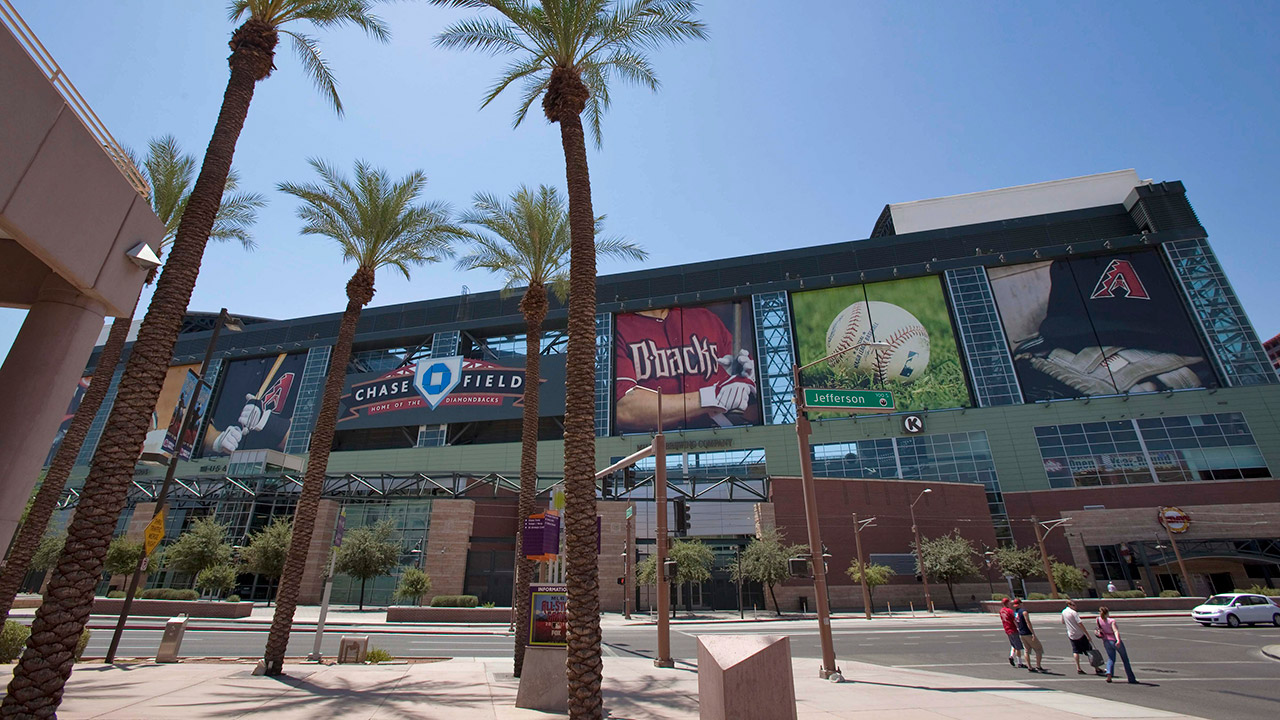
top-left (4, 657), bottom-right (1202, 719)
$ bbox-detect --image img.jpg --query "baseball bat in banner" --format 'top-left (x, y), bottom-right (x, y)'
top-left (254, 353), bottom-right (288, 400)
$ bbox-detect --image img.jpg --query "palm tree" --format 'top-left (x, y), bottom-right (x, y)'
top-left (261, 159), bottom-right (464, 675)
top-left (456, 185), bottom-right (645, 677)
top-left (2, 4), bottom-right (389, 714)
top-left (0, 138), bottom-right (263, 625)
top-left (433, 2), bottom-right (705, 714)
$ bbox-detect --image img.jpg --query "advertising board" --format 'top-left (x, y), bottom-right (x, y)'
top-left (201, 353), bottom-right (306, 456)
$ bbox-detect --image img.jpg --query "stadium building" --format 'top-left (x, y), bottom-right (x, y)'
top-left (37, 169), bottom-right (1280, 611)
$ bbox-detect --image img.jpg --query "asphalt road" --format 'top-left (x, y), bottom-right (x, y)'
top-left (79, 613), bottom-right (1280, 720)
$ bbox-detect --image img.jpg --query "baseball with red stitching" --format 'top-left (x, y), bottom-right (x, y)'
top-left (825, 300), bottom-right (931, 384)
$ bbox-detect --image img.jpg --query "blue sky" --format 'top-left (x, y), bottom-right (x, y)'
top-left (4, 1), bottom-right (1279, 362)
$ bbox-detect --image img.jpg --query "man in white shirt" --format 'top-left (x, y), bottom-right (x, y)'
top-left (1061, 599), bottom-right (1098, 675)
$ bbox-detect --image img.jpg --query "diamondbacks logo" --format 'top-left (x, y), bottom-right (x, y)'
top-left (261, 373), bottom-right (296, 413)
top-left (627, 335), bottom-right (721, 382)
top-left (1090, 259), bottom-right (1150, 300)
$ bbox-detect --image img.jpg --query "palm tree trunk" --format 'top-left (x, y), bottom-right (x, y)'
top-left (262, 267), bottom-right (374, 676)
top-left (513, 283), bottom-right (548, 678)
top-left (1, 22), bottom-right (276, 718)
top-left (546, 68), bottom-right (602, 720)
top-left (0, 316), bottom-right (131, 624)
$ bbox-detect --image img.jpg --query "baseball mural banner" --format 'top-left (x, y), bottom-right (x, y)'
top-left (987, 250), bottom-right (1217, 401)
top-left (44, 376), bottom-right (91, 465)
top-left (792, 275), bottom-right (972, 415)
top-left (335, 354), bottom-right (567, 429)
top-left (201, 353), bottom-right (306, 456)
top-left (140, 364), bottom-right (203, 459)
top-left (613, 298), bottom-right (762, 433)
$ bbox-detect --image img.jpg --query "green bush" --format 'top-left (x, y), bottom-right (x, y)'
top-left (990, 593), bottom-right (1010, 601)
top-left (481, 601), bottom-right (496, 608)
top-left (1159, 589), bottom-right (1181, 598)
top-left (1234, 586), bottom-right (1280, 597)
top-left (226, 594), bottom-right (241, 603)
top-left (365, 647), bottom-right (393, 664)
top-left (1027, 592), bottom-right (1050, 600)
top-left (1, 621), bottom-right (31, 664)
top-left (429, 595), bottom-right (479, 608)
top-left (75, 628), bottom-right (91, 662)
top-left (107, 590), bottom-right (125, 599)
top-left (140, 588), bottom-right (200, 601)
top-left (1102, 590), bottom-right (1145, 599)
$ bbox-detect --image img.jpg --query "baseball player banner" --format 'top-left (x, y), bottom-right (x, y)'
top-left (335, 354), bottom-right (567, 429)
top-left (987, 250), bottom-right (1217, 401)
top-left (792, 275), bottom-right (972, 415)
top-left (140, 364), bottom-right (202, 459)
top-left (44, 376), bottom-right (91, 466)
top-left (201, 353), bottom-right (307, 457)
top-left (613, 299), bottom-right (763, 433)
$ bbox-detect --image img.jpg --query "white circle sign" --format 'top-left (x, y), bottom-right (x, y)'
top-left (902, 415), bottom-right (925, 434)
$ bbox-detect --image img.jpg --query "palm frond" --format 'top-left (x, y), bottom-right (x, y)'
top-left (283, 30), bottom-right (344, 114)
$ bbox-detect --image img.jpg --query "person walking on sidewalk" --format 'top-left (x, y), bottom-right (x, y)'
top-left (1013, 599), bottom-right (1044, 672)
top-left (1095, 606), bottom-right (1138, 684)
top-left (1061, 599), bottom-right (1102, 675)
top-left (999, 598), bottom-right (1026, 668)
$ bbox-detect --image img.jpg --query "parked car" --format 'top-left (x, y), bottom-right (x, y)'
top-left (1191, 593), bottom-right (1280, 627)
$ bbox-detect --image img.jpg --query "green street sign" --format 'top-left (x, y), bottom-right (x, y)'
top-left (625, 506), bottom-right (634, 519)
top-left (803, 388), bottom-right (895, 412)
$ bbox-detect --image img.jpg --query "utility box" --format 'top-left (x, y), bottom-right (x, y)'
top-left (337, 636), bottom-right (369, 664)
top-left (156, 615), bottom-right (189, 663)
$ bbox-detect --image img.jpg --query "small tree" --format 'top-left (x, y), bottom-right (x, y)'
top-left (994, 545), bottom-right (1044, 590)
top-left (846, 562), bottom-right (895, 610)
top-left (29, 533), bottom-right (66, 574)
top-left (165, 518), bottom-right (234, 586)
top-left (195, 564), bottom-right (239, 599)
top-left (637, 541), bottom-right (714, 617)
top-left (1052, 562), bottom-right (1089, 597)
top-left (103, 537), bottom-right (146, 578)
top-left (729, 528), bottom-right (808, 616)
top-left (394, 567), bottom-right (433, 606)
top-left (240, 517), bottom-right (292, 602)
top-left (335, 520), bottom-right (400, 610)
top-left (916, 532), bottom-right (980, 611)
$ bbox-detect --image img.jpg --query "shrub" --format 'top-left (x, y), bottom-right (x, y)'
top-left (1234, 586), bottom-right (1280, 597)
top-left (1102, 590), bottom-right (1145, 599)
top-left (480, 601), bottom-right (496, 608)
top-left (107, 590), bottom-right (125, 599)
top-left (365, 647), bottom-right (393, 664)
top-left (226, 594), bottom-right (241, 603)
top-left (75, 628), bottom-right (91, 662)
top-left (194, 564), bottom-right (238, 597)
top-left (1159, 589), bottom-right (1181, 598)
top-left (1, 621), bottom-right (31, 664)
top-left (393, 567), bottom-right (433, 606)
top-left (140, 588), bottom-right (200, 601)
top-left (429, 595), bottom-right (479, 608)
top-left (990, 593), bottom-right (1010, 601)
top-left (1027, 593), bottom-right (1050, 600)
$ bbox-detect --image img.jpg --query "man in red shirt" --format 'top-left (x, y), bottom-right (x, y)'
top-left (614, 307), bottom-right (757, 432)
top-left (999, 597), bottom-right (1026, 668)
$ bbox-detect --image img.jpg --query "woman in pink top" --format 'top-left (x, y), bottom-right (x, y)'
top-left (1095, 607), bottom-right (1137, 684)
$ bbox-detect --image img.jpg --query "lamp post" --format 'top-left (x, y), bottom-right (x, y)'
top-left (106, 308), bottom-right (242, 664)
top-left (629, 386), bottom-right (672, 668)
top-left (1158, 508), bottom-right (1193, 596)
top-left (909, 488), bottom-right (933, 614)
top-left (981, 548), bottom-right (996, 596)
top-left (1033, 517), bottom-right (1072, 598)
top-left (792, 339), bottom-right (891, 680)
top-left (852, 514), bottom-right (876, 620)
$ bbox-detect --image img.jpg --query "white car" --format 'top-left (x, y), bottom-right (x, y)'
top-left (1191, 593), bottom-right (1280, 627)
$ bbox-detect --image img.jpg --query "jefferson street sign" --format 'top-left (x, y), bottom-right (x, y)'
top-left (803, 388), bottom-right (895, 412)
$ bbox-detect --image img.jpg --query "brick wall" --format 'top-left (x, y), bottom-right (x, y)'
top-left (597, 501), bottom-right (629, 613)
top-left (297, 499), bottom-right (340, 604)
top-left (423, 499), bottom-right (475, 598)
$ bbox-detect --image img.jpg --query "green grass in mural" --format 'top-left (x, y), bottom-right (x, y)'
top-left (792, 275), bottom-right (971, 415)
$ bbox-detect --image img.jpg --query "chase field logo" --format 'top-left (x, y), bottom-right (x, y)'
top-left (1090, 259), bottom-right (1150, 300)
top-left (415, 357), bottom-right (463, 410)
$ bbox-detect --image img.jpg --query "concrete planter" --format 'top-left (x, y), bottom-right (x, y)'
top-left (89, 597), bottom-right (255, 618)
top-left (386, 606), bottom-right (511, 623)
top-left (979, 597), bottom-right (1205, 614)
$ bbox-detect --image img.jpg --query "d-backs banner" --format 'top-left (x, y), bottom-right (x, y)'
top-left (337, 354), bottom-right (566, 429)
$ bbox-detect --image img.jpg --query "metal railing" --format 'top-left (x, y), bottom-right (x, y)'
top-left (1, 0), bottom-right (149, 198)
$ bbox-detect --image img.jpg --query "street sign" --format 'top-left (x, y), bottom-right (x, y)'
top-left (625, 506), bottom-right (634, 520)
top-left (802, 388), bottom-right (894, 411)
top-left (902, 414), bottom-right (925, 434)
top-left (143, 510), bottom-right (166, 555)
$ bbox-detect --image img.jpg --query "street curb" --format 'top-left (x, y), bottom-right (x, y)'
top-left (620, 611), bottom-right (1190, 626)
top-left (1262, 645), bottom-right (1280, 662)
top-left (80, 622), bottom-right (511, 635)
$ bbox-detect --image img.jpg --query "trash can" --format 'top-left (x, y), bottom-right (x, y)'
top-left (156, 614), bottom-right (189, 663)
top-left (338, 636), bottom-right (369, 664)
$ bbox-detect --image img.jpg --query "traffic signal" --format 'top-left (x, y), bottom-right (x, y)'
top-left (663, 558), bottom-right (678, 577)
top-left (788, 556), bottom-right (810, 577)
top-left (617, 576), bottom-right (625, 586)
top-left (673, 499), bottom-right (691, 535)
top-left (623, 466), bottom-right (636, 491)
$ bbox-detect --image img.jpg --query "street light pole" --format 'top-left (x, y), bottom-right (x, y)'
top-left (1159, 509), bottom-right (1194, 596)
top-left (909, 488), bottom-right (934, 614)
top-left (631, 386), bottom-right (672, 668)
top-left (852, 514), bottom-right (876, 620)
top-left (105, 308), bottom-right (239, 664)
top-left (1034, 517), bottom-right (1072, 599)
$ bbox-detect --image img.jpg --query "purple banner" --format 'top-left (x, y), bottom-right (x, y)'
top-left (522, 515), bottom-right (545, 558)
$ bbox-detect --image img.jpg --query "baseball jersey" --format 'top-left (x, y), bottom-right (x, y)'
top-left (614, 307), bottom-right (733, 429)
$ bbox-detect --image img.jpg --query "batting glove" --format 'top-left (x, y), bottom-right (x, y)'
top-left (236, 395), bottom-right (271, 432)
top-left (211, 425), bottom-right (243, 454)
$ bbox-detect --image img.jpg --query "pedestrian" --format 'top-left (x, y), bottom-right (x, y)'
top-left (1106, 580), bottom-right (1117, 594)
top-left (1013, 598), bottom-right (1044, 672)
top-left (1095, 606), bottom-right (1138, 684)
top-left (1061, 599), bottom-right (1102, 675)
top-left (999, 598), bottom-right (1026, 668)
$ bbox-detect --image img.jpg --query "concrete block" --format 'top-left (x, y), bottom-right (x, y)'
top-left (515, 645), bottom-right (567, 713)
top-left (697, 635), bottom-right (796, 720)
